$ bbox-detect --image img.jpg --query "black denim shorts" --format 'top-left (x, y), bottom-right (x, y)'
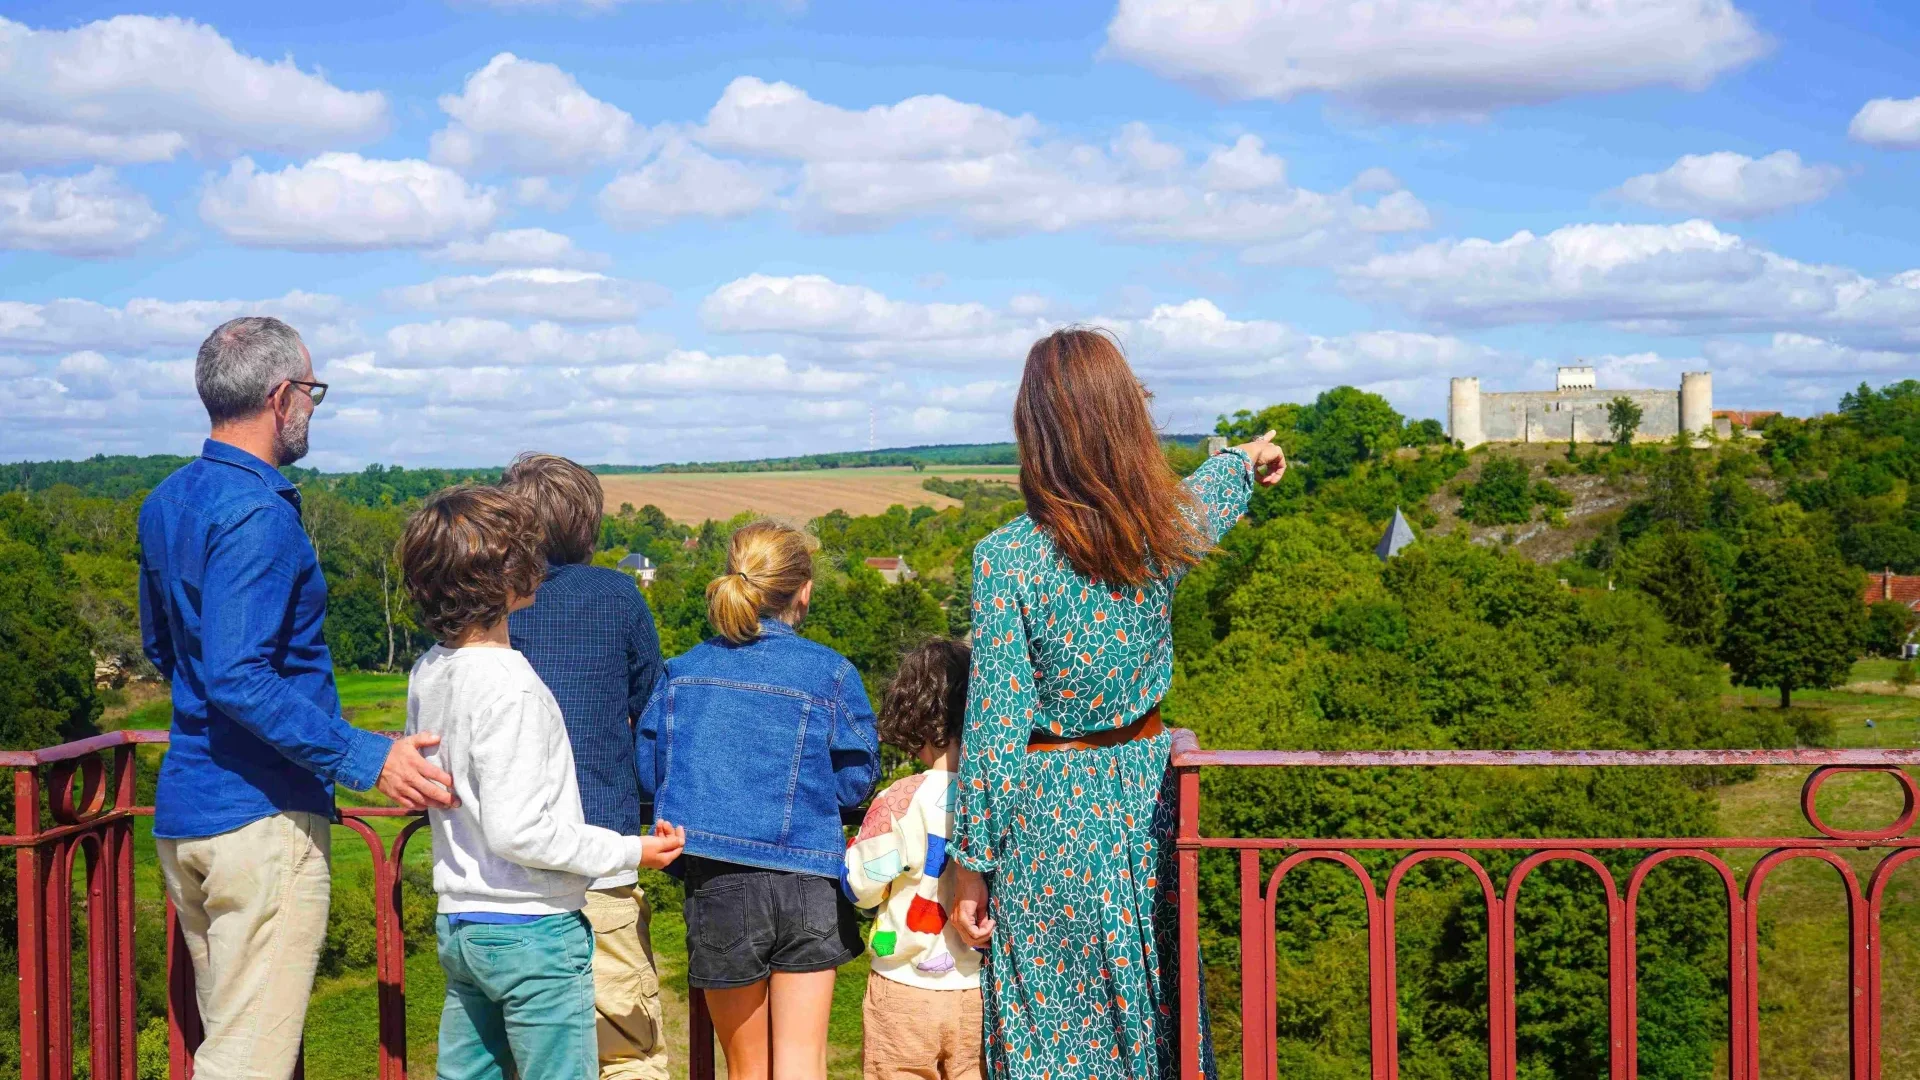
top-left (682, 856), bottom-right (864, 990)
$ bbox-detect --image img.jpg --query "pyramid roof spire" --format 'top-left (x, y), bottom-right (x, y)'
top-left (1376, 507), bottom-right (1416, 562)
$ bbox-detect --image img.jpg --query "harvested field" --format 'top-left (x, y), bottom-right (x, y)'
top-left (597, 467), bottom-right (1019, 525)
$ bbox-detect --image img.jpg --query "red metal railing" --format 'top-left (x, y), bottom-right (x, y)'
top-left (13, 728), bottom-right (1920, 1079)
top-left (1172, 732), bottom-right (1920, 1080)
top-left (2, 728), bottom-right (734, 1080)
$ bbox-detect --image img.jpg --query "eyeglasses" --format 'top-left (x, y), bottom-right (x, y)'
top-left (282, 380), bottom-right (328, 406)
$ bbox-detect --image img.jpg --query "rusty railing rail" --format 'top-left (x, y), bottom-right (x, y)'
top-left (1171, 731), bottom-right (1920, 1080)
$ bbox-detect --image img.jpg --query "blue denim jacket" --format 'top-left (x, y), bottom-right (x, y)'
top-left (139, 440), bottom-right (391, 839)
top-left (636, 620), bottom-right (879, 879)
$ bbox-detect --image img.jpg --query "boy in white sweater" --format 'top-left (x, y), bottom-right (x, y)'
top-left (399, 486), bottom-right (684, 1080)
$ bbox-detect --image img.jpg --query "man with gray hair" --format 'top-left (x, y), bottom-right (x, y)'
top-left (138, 316), bottom-right (458, 1079)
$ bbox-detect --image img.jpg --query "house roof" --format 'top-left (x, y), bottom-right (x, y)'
top-left (1714, 409), bottom-right (1781, 427)
top-left (617, 553), bottom-right (653, 570)
top-left (864, 556), bottom-right (906, 570)
top-left (1375, 508), bottom-right (1416, 562)
top-left (1864, 572), bottom-right (1920, 608)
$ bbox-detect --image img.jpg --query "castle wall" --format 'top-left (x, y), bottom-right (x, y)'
top-left (1479, 388), bottom-right (1681, 444)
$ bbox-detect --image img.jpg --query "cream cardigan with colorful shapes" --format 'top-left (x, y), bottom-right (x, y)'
top-left (841, 769), bottom-right (981, 991)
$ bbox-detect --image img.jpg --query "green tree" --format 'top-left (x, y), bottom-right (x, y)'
top-left (1719, 537), bottom-right (1867, 707)
top-left (1298, 386), bottom-right (1404, 479)
top-left (1631, 529), bottom-right (1725, 650)
top-left (0, 493), bottom-right (102, 751)
top-left (1646, 446), bottom-right (1707, 532)
top-left (1460, 458), bottom-right (1535, 525)
top-left (1865, 600), bottom-right (1917, 658)
top-left (1608, 396), bottom-right (1645, 447)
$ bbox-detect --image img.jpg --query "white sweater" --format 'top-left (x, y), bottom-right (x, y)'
top-left (406, 645), bottom-right (645, 915)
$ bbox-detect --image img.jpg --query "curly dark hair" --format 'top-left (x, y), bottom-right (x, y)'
top-left (399, 485), bottom-right (545, 640)
top-left (877, 638), bottom-right (971, 753)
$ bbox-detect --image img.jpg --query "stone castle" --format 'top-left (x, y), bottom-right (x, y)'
top-left (1448, 366), bottom-right (1712, 449)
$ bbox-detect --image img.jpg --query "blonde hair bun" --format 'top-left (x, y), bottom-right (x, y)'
top-left (706, 520), bottom-right (815, 643)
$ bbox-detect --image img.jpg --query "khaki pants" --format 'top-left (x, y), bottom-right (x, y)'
top-left (582, 885), bottom-right (668, 1080)
top-left (862, 973), bottom-right (982, 1080)
top-left (156, 812), bottom-right (332, 1080)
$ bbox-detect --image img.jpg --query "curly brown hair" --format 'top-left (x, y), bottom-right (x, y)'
top-left (877, 638), bottom-right (971, 753)
top-left (500, 451), bottom-right (603, 566)
top-left (399, 485), bottom-right (545, 640)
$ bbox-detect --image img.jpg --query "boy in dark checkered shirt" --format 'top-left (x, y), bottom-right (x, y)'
top-left (503, 453), bottom-right (668, 1080)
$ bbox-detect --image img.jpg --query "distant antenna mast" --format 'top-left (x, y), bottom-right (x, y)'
top-left (869, 405), bottom-right (876, 453)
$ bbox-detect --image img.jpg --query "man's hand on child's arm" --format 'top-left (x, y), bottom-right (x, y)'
top-left (377, 733), bottom-right (459, 810)
top-left (639, 818), bottom-right (686, 870)
top-left (953, 865), bottom-right (994, 947)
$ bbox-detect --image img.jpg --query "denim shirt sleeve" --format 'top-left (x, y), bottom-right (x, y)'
top-left (138, 548), bottom-right (175, 680)
top-left (830, 663), bottom-right (880, 811)
top-left (634, 675), bottom-right (667, 807)
top-left (203, 504), bottom-right (390, 791)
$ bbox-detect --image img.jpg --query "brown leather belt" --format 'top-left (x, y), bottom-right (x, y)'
top-left (1027, 705), bottom-right (1164, 752)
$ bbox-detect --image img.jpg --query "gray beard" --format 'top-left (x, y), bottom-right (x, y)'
top-left (275, 408), bottom-right (310, 465)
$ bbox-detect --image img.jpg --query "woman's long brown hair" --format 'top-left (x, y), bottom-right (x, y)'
top-left (1014, 328), bottom-right (1202, 586)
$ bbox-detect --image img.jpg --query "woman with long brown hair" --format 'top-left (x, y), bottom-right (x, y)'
top-left (949, 328), bottom-right (1285, 1080)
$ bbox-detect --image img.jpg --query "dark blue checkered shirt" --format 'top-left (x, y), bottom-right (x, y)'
top-left (507, 562), bottom-right (662, 840)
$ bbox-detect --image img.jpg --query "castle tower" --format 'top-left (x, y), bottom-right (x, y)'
top-left (1680, 371), bottom-right (1712, 444)
top-left (1449, 377), bottom-right (1484, 449)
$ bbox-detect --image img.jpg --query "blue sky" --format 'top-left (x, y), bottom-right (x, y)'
top-left (3, 0), bottom-right (1918, 469)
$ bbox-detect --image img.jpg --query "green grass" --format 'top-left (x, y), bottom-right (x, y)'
top-left (1705, 680), bottom-right (1920, 1080)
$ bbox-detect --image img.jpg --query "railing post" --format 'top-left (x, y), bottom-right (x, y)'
top-left (1177, 757), bottom-right (1201, 1080)
top-left (1238, 849), bottom-right (1267, 1080)
top-left (14, 763), bottom-right (48, 1080)
top-left (689, 987), bottom-right (717, 1080)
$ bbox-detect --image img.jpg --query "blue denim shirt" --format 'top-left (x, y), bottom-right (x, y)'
top-left (509, 561), bottom-right (662, 839)
top-left (139, 440), bottom-right (390, 839)
top-left (636, 620), bottom-right (879, 879)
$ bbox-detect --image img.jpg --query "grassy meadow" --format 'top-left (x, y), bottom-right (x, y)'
top-left (102, 665), bottom-right (1920, 1079)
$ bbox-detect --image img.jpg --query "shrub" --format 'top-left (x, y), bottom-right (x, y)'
top-left (1460, 459), bottom-right (1535, 525)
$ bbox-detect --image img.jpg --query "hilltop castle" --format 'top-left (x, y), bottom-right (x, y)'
top-left (1448, 367), bottom-right (1712, 449)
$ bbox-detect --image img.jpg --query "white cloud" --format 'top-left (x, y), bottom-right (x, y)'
top-left (430, 53), bottom-right (646, 173)
top-left (386, 268), bottom-right (669, 322)
top-left (681, 81), bottom-right (1427, 257)
top-left (380, 318), bottom-right (670, 368)
top-left (598, 139), bottom-right (782, 227)
top-left (1200, 135), bottom-right (1288, 192)
top-left (428, 228), bottom-right (610, 269)
top-left (513, 177), bottom-right (575, 210)
top-left (698, 273), bottom-right (1491, 426)
top-left (1615, 150), bottom-right (1842, 218)
top-left (701, 76), bottom-right (1037, 162)
top-left (701, 274), bottom-right (1013, 349)
top-left (0, 15), bottom-right (385, 167)
top-left (1104, 0), bottom-right (1767, 120)
top-left (0, 121), bottom-right (186, 170)
top-left (1341, 219), bottom-right (1920, 347)
top-left (0, 169), bottom-right (162, 256)
top-left (588, 350), bottom-right (869, 396)
top-left (200, 154), bottom-right (500, 250)
top-left (0, 291), bottom-right (350, 355)
top-left (1850, 97), bottom-right (1920, 149)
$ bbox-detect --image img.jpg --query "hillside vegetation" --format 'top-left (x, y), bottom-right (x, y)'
top-left (3, 379), bottom-right (1916, 1079)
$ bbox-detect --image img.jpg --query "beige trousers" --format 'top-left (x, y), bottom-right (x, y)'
top-left (582, 884), bottom-right (669, 1080)
top-left (156, 811), bottom-right (332, 1080)
top-left (862, 973), bottom-right (983, 1080)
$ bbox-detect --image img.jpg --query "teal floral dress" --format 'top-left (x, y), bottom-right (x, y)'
top-left (953, 449), bottom-right (1253, 1080)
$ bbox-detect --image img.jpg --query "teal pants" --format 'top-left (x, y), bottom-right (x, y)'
top-left (434, 913), bottom-right (597, 1080)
